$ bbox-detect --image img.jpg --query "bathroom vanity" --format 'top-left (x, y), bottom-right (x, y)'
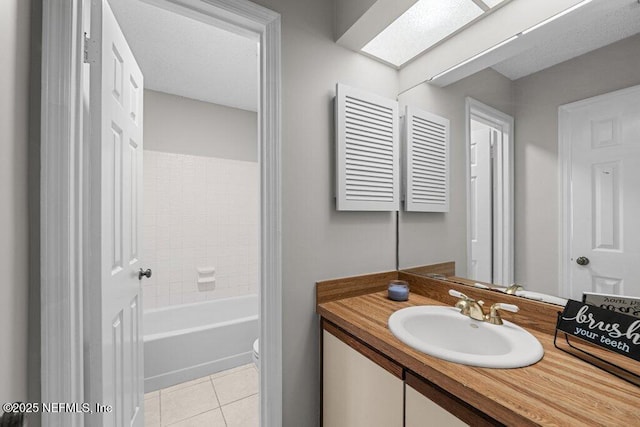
top-left (316, 265), bottom-right (640, 426)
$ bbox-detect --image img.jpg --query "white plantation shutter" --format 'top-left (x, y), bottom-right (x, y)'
top-left (335, 84), bottom-right (399, 211)
top-left (404, 106), bottom-right (450, 212)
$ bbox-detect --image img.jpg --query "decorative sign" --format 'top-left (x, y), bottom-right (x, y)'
top-left (582, 292), bottom-right (640, 318)
top-left (557, 300), bottom-right (640, 361)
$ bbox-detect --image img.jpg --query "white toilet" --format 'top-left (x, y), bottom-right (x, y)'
top-left (252, 339), bottom-right (259, 369)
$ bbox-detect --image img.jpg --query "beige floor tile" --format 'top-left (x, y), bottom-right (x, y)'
top-left (144, 394), bottom-right (161, 427)
top-left (221, 395), bottom-right (259, 427)
top-left (166, 408), bottom-right (226, 427)
top-left (161, 380), bottom-right (220, 426)
top-left (161, 376), bottom-right (210, 394)
top-left (210, 363), bottom-right (254, 379)
top-left (212, 368), bottom-right (259, 406)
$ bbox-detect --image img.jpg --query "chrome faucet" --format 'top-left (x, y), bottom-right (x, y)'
top-left (449, 289), bottom-right (519, 325)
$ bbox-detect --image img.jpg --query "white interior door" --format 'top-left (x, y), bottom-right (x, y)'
top-left (467, 99), bottom-right (514, 288)
top-left (565, 86), bottom-right (640, 299)
top-left (87, 0), bottom-right (144, 425)
top-left (490, 128), bottom-right (505, 286)
top-left (470, 123), bottom-right (493, 283)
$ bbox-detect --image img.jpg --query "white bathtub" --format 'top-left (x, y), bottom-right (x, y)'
top-left (143, 295), bottom-right (258, 392)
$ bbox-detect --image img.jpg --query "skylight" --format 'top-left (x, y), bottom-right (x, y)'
top-left (361, 0), bottom-right (508, 67)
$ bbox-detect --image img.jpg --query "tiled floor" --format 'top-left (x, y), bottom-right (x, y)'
top-left (144, 363), bottom-right (259, 427)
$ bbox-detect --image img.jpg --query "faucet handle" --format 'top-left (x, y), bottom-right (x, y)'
top-left (505, 284), bottom-right (524, 295)
top-left (488, 302), bottom-right (520, 325)
top-left (448, 289), bottom-right (473, 301)
top-left (449, 289), bottom-right (475, 316)
top-left (494, 303), bottom-right (519, 313)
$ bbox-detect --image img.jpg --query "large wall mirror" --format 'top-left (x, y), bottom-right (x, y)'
top-left (398, 0), bottom-right (640, 303)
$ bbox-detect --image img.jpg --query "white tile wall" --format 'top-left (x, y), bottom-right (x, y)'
top-left (142, 150), bottom-right (259, 310)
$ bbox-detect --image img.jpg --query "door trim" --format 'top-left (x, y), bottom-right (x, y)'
top-left (465, 98), bottom-right (514, 286)
top-left (40, 0), bottom-right (282, 425)
top-left (558, 83), bottom-right (640, 299)
top-left (40, 1), bottom-right (86, 426)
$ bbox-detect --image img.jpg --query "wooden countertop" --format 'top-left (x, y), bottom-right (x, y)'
top-left (318, 289), bottom-right (640, 426)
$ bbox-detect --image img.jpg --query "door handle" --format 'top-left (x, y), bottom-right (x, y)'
top-left (138, 268), bottom-right (152, 280)
top-left (576, 257), bottom-right (589, 266)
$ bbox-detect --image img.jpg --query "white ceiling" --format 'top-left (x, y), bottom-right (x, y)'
top-left (107, 0), bottom-right (640, 105)
top-left (492, 0), bottom-right (640, 80)
top-left (109, 0), bottom-right (258, 112)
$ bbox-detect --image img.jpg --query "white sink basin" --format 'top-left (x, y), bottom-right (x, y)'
top-left (388, 306), bottom-right (544, 368)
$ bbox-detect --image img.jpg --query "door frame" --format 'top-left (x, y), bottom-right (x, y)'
top-left (465, 97), bottom-right (514, 286)
top-left (558, 83), bottom-right (640, 299)
top-left (40, 0), bottom-right (282, 425)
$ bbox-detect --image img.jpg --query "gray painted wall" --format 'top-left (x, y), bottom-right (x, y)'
top-left (512, 33), bottom-right (640, 295)
top-left (1, 0), bottom-right (30, 404)
top-left (334, 0), bottom-right (377, 40)
top-left (397, 68), bottom-right (513, 274)
top-left (253, 0), bottom-right (398, 424)
top-left (144, 89), bottom-right (258, 162)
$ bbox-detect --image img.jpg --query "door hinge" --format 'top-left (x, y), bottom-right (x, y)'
top-left (83, 34), bottom-right (89, 63)
top-left (83, 33), bottom-right (92, 63)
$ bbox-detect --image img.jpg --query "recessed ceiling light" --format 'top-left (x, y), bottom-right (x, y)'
top-left (361, 0), bottom-right (487, 67)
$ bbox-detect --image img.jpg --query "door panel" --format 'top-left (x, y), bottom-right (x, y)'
top-left (592, 161), bottom-right (620, 250)
top-left (470, 125), bottom-right (492, 283)
top-left (568, 86), bottom-right (640, 299)
top-left (112, 311), bottom-right (125, 426)
top-left (129, 139), bottom-right (140, 263)
top-left (89, 1), bottom-right (144, 425)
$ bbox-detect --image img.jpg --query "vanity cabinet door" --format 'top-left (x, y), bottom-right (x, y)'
top-left (406, 384), bottom-right (468, 427)
top-left (405, 372), bottom-right (499, 427)
top-left (322, 328), bottom-right (403, 427)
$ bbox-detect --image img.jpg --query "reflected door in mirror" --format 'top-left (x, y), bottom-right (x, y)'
top-left (563, 85), bottom-right (640, 300)
top-left (470, 122), bottom-right (493, 283)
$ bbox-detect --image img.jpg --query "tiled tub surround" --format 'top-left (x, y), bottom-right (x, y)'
top-left (142, 150), bottom-right (259, 310)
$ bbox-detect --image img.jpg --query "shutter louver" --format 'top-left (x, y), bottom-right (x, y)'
top-left (336, 84), bottom-right (399, 211)
top-left (404, 106), bottom-right (450, 212)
